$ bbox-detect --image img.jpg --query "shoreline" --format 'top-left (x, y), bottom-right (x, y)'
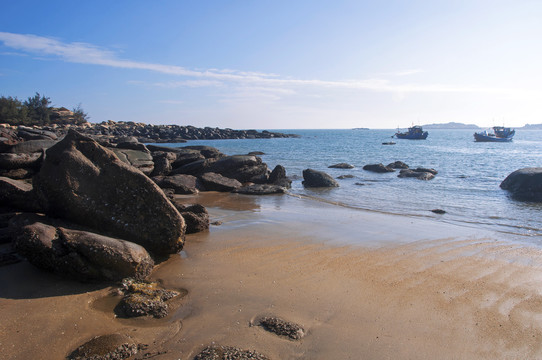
top-left (2, 193), bottom-right (542, 359)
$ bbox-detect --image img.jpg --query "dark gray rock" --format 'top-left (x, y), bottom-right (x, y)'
top-left (302, 169), bottom-right (339, 188)
top-left (387, 161), bottom-right (409, 169)
top-left (17, 127), bottom-right (58, 141)
top-left (14, 221), bottom-right (154, 281)
top-left (337, 174), bottom-right (355, 179)
top-left (150, 153), bottom-right (172, 176)
top-left (207, 155), bottom-right (269, 183)
top-left (268, 165), bottom-right (291, 188)
top-left (111, 148), bottom-right (154, 175)
top-left (171, 158), bottom-right (217, 176)
top-left (0, 177), bottom-right (41, 212)
top-left (233, 184), bottom-right (287, 195)
top-left (200, 172), bottom-right (242, 192)
top-left (171, 149), bottom-right (206, 168)
top-left (363, 163), bottom-right (395, 173)
top-left (182, 145), bottom-right (224, 159)
top-left (414, 167), bottom-right (438, 175)
top-left (152, 174), bottom-right (200, 194)
top-left (500, 167), bottom-right (542, 201)
top-left (398, 169), bottom-right (435, 180)
top-left (329, 163), bottom-right (355, 169)
top-left (173, 203), bottom-right (209, 234)
top-left (8, 139), bottom-right (58, 154)
top-left (0, 152), bottom-right (43, 170)
top-left (33, 130), bottom-right (185, 256)
top-left (259, 316), bottom-right (305, 340)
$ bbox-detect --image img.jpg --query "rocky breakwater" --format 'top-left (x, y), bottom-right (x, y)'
top-left (8, 120), bottom-right (300, 143)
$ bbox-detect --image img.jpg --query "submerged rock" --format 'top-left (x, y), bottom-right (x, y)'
top-left (387, 161), bottom-right (409, 169)
top-left (500, 167), bottom-right (542, 201)
top-left (398, 169), bottom-right (436, 180)
top-left (329, 163), bottom-right (354, 169)
top-left (233, 184), bottom-right (287, 195)
top-left (302, 169), bottom-right (339, 188)
top-left (363, 163), bottom-right (394, 173)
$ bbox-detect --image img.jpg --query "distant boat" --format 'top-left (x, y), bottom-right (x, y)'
top-left (394, 125), bottom-right (428, 140)
top-left (474, 126), bottom-right (515, 142)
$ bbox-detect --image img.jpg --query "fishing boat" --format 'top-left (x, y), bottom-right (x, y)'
top-left (394, 125), bottom-right (428, 140)
top-left (473, 126), bottom-right (515, 142)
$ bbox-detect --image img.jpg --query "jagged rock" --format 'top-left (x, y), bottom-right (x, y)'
top-left (398, 169), bottom-right (435, 180)
top-left (200, 172), bottom-right (242, 192)
top-left (173, 203), bottom-right (209, 234)
top-left (33, 130), bottom-right (185, 255)
top-left (387, 161), bottom-right (409, 169)
top-left (500, 167), bottom-right (542, 201)
top-left (68, 334), bottom-right (138, 360)
top-left (171, 158), bottom-right (217, 176)
top-left (152, 174), bottom-right (200, 194)
top-left (150, 153), bottom-right (172, 176)
top-left (114, 278), bottom-right (181, 318)
top-left (233, 184), bottom-right (287, 195)
top-left (329, 163), bottom-right (354, 169)
top-left (302, 169), bottom-right (339, 188)
top-left (268, 165), bottom-right (291, 188)
top-left (363, 163), bottom-right (394, 173)
top-left (14, 221), bottom-right (154, 281)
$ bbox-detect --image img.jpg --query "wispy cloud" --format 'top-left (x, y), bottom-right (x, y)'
top-left (0, 31), bottom-right (525, 97)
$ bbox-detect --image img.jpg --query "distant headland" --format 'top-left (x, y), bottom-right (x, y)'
top-left (421, 122), bottom-right (480, 129)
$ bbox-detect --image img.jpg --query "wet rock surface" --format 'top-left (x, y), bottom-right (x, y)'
top-left (194, 345), bottom-right (270, 360)
top-left (114, 278), bottom-right (182, 319)
top-left (363, 163), bottom-right (395, 173)
top-left (67, 334), bottom-right (138, 360)
top-left (302, 169), bottom-right (339, 188)
top-left (500, 167), bottom-right (542, 201)
top-left (259, 316), bottom-right (305, 340)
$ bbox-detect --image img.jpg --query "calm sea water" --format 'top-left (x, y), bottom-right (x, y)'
top-left (166, 129), bottom-right (542, 241)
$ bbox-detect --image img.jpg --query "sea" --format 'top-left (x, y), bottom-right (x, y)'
top-left (163, 129), bottom-right (542, 242)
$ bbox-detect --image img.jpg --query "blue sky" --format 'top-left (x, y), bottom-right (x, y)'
top-left (1, 1), bottom-right (541, 129)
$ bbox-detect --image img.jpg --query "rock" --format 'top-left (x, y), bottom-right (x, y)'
top-left (200, 172), bottom-right (242, 192)
top-left (8, 139), bottom-right (58, 154)
top-left (414, 167), bottom-right (438, 175)
top-left (387, 161), bottom-right (409, 169)
top-left (0, 128), bottom-right (21, 152)
top-left (152, 174), bottom-right (200, 194)
top-left (337, 174), bottom-right (355, 179)
top-left (0, 177), bottom-right (41, 212)
top-left (14, 221), bottom-right (154, 281)
top-left (17, 127), bottom-right (58, 141)
top-left (111, 148), bottom-right (154, 175)
top-left (302, 169), bottom-right (339, 188)
top-left (500, 167), bottom-right (542, 201)
top-left (363, 163), bottom-right (395, 173)
top-left (171, 158), bottom-right (217, 176)
top-left (33, 130), bottom-right (185, 256)
top-left (173, 203), bottom-right (209, 234)
top-left (182, 145), bottom-right (224, 159)
top-left (67, 334), bottom-right (138, 360)
top-left (259, 316), bottom-right (305, 340)
top-left (195, 345), bottom-right (270, 360)
top-left (248, 151), bottom-right (265, 155)
top-left (233, 184), bottom-right (287, 195)
top-left (150, 153), bottom-right (172, 176)
top-left (114, 278), bottom-right (181, 318)
top-left (432, 209), bottom-right (446, 214)
top-left (329, 163), bottom-right (355, 169)
top-left (268, 165), bottom-right (291, 188)
top-left (171, 150), bottom-right (206, 169)
top-left (0, 152), bottom-right (43, 170)
top-left (398, 169), bottom-right (435, 180)
top-left (207, 155), bottom-right (269, 183)
top-left (115, 141), bottom-right (150, 153)
top-left (0, 168), bottom-right (35, 180)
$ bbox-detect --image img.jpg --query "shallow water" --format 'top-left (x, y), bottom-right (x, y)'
top-left (157, 128), bottom-right (542, 241)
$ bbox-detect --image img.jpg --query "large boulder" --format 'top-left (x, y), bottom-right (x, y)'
top-left (500, 168), bottom-right (542, 201)
top-left (173, 203), bottom-right (209, 234)
top-left (0, 152), bottom-right (43, 170)
top-left (8, 139), bottom-right (58, 154)
top-left (302, 169), bottom-right (339, 188)
top-left (268, 165), bottom-right (291, 188)
top-left (111, 148), bottom-right (154, 175)
top-left (207, 155), bottom-right (269, 183)
top-left (14, 221), bottom-right (154, 281)
top-left (33, 130), bottom-right (185, 255)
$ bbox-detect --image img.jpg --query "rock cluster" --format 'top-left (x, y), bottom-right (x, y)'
top-left (362, 161), bottom-right (438, 180)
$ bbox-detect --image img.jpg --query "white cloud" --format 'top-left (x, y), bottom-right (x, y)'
top-left (0, 31), bottom-right (533, 98)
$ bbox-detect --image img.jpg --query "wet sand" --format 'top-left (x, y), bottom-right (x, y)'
top-left (2, 192), bottom-right (542, 359)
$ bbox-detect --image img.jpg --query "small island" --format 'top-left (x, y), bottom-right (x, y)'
top-left (422, 122), bottom-right (480, 129)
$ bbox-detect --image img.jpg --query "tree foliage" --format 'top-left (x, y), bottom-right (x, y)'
top-left (0, 93), bottom-right (89, 126)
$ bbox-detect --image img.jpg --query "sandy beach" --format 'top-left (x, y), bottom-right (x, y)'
top-left (2, 192), bottom-right (542, 359)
